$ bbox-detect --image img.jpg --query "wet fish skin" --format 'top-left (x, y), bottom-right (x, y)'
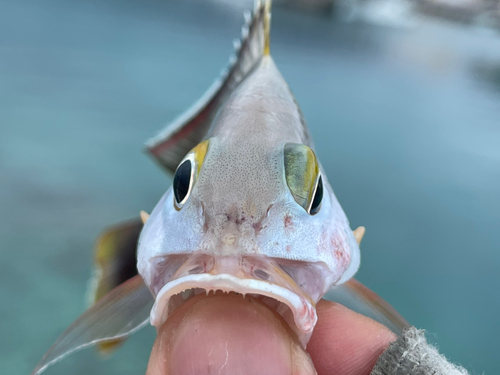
top-left (138, 0), bottom-right (360, 345)
top-left (31, 2), bottom-right (409, 374)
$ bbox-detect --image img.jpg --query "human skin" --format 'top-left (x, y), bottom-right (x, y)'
top-left (146, 292), bottom-right (396, 375)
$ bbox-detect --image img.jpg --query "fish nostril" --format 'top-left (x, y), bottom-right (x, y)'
top-left (253, 204), bottom-right (274, 234)
top-left (254, 269), bottom-right (269, 280)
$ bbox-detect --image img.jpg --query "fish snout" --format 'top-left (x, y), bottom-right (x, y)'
top-left (209, 211), bottom-right (263, 254)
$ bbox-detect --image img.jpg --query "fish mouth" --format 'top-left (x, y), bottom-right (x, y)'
top-left (148, 255), bottom-right (328, 347)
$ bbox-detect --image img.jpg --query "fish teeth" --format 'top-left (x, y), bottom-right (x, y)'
top-left (180, 289), bottom-right (194, 301)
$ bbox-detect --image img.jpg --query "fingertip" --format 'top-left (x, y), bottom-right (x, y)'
top-left (307, 299), bottom-right (396, 375)
top-left (146, 293), bottom-right (316, 375)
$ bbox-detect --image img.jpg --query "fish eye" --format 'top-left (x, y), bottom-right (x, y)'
top-left (309, 175), bottom-right (323, 215)
top-left (173, 159), bottom-right (193, 206)
top-left (283, 143), bottom-right (323, 215)
top-left (173, 139), bottom-right (210, 209)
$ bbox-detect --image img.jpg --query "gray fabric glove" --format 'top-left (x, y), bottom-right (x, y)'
top-left (370, 327), bottom-right (468, 374)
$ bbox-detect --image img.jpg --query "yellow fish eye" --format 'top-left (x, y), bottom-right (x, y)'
top-left (283, 143), bottom-right (323, 215)
top-left (173, 139), bottom-right (210, 209)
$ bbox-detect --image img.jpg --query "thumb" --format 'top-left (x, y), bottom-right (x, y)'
top-left (146, 292), bottom-right (316, 375)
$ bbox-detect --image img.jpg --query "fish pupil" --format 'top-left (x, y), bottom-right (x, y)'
top-left (309, 176), bottom-right (323, 215)
top-left (173, 160), bottom-right (192, 204)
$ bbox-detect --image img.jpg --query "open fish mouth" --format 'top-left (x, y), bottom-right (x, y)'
top-left (147, 254), bottom-right (331, 346)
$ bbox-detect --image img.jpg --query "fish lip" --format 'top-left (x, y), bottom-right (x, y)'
top-left (150, 273), bottom-right (317, 346)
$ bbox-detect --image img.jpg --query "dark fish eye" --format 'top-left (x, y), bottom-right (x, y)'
top-left (172, 139), bottom-right (210, 210)
top-left (309, 176), bottom-right (323, 215)
top-left (173, 159), bottom-right (192, 205)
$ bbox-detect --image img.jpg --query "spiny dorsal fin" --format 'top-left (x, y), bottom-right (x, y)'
top-left (146, 0), bottom-right (272, 173)
top-left (261, 0), bottom-right (271, 55)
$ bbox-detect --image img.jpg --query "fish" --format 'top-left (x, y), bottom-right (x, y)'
top-left (32, 1), bottom-right (409, 374)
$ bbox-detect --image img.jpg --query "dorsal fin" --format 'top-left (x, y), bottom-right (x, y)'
top-left (263, 0), bottom-right (271, 56)
top-left (146, 0), bottom-right (271, 174)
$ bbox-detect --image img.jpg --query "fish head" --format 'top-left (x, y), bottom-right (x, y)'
top-left (138, 4), bottom-right (359, 345)
top-left (138, 125), bottom-right (360, 345)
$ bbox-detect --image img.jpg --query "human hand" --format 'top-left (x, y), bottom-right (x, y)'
top-left (146, 291), bottom-right (396, 375)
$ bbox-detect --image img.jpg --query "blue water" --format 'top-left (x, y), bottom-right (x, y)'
top-left (1, 0), bottom-right (499, 374)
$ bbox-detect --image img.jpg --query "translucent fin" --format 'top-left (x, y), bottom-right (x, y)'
top-left (91, 218), bottom-right (142, 302)
top-left (94, 338), bottom-right (123, 356)
top-left (262, 0), bottom-right (271, 55)
top-left (89, 218), bottom-right (143, 354)
top-left (145, 0), bottom-right (269, 173)
top-left (32, 275), bottom-right (154, 375)
top-left (326, 278), bottom-right (410, 336)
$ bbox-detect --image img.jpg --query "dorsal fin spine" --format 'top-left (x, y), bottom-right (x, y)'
top-left (146, 0), bottom-right (272, 173)
top-left (262, 0), bottom-right (271, 55)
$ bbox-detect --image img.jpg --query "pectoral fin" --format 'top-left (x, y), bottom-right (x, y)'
top-left (326, 278), bottom-right (410, 336)
top-left (32, 275), bottom-right (154, 375)
top-left (91, 218), bottom-right (143, 302)
top-left (145, 1), bottom-right (269, 173)
top-left (89, 218), bottom-right (143, 354)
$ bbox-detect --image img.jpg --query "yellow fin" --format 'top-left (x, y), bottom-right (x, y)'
top-left (89, 219), bottom-right (144, 356)
top-left (97, 339), bottom-right (125, 356)
top-left (92, 219), bottom-right (142, 302)
top-left (261, 0), bottom-right (272, 55)
top-left (353, 226), bottom-right (365, 245)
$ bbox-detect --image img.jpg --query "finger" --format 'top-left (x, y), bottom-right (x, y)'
top-left (307, 299), bottom-right (397, 375)
top-left (146, 292), bottom-right (316, 375)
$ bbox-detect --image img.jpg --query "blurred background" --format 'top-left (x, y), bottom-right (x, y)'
top-left (1, 0), bottom-right (499, 374)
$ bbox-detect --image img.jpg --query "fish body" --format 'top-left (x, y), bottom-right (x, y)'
top-left (32, 2), bottom-right (408, 374)
top-left (138, 7), bottom-right (359, 344)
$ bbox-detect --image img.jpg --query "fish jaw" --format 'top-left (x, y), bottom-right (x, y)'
top-left (146, 253), bottom-right (332, 347)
